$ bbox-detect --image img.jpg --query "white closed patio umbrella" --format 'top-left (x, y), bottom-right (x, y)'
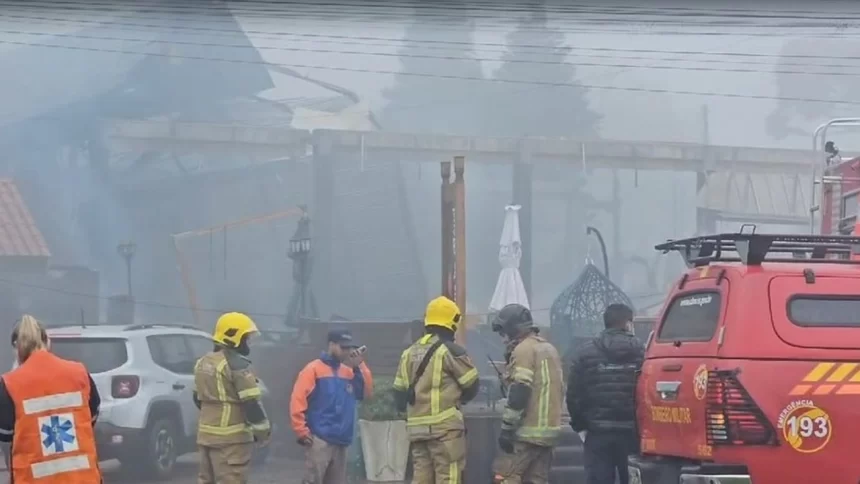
top-left (488, 205), bottom-right (530, 322)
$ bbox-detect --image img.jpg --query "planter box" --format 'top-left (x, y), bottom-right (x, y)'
top-left (359, 419), bottom-right (409, 482)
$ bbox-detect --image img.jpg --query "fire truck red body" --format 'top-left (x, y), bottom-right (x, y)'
top-left (820, 156), bottom-right (860, 235)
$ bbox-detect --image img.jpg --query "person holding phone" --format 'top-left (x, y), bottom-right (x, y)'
top-left (290, 329), bottom-right (373, 484)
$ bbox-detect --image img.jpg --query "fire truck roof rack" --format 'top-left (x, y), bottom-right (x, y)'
top-left (655, 225), bottom-right (860, 267)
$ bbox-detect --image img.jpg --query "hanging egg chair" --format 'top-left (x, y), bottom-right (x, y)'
top-left (550, 226), bottom-right (634, 360)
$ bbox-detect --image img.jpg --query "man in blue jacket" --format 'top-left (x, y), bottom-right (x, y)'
top-left (290, 330), bottom-right (373, 484)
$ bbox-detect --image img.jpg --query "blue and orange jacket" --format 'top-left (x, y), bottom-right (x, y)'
top-left (290, 352), bottom-right (373, 446)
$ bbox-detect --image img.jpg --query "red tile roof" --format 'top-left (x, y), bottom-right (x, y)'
top-left (0, 179), bottom-right (50, 258)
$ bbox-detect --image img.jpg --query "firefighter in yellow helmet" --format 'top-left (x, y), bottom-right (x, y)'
top-left (194, 312), bottom-right (272, 484)
top-left (491, 304), bottom-right (564, 484)
top-left (393, 296), bottom-right (479, 484)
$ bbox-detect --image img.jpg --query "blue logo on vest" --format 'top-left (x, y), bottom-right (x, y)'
top-left (39, 414), bottom-right (78, 456)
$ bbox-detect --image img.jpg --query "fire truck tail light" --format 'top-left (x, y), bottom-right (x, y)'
top-left (705, 370), bottom-right (778, 447)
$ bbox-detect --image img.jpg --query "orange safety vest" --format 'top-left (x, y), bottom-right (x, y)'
top-left (3, 350), bottom-right (101, 483)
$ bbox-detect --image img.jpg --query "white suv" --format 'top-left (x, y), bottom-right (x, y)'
top-left (45, 323), bottom-right (270, 480)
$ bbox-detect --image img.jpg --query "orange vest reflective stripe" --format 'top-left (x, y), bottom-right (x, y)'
top-left (3, 350), bottom-right (101, 483)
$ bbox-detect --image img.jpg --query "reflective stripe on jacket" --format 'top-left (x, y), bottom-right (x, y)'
top-left (393, 334), bottom-right (478, 439)
top-left (194, 350), bottom-right (268, 445)
top-left (3, 350), bottom-right (100, 483)
top-left (290, 353), bottom-right (372, 446)
top-left (504, 334), bottom-right (565, 446)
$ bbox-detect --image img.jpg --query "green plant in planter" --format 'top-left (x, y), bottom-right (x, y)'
top-left (359, 376), bottom-right (406, 421)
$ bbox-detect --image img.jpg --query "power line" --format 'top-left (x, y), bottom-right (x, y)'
top-left (335, 28), bottom-right (757, 123)
top-left (0, 24), bottom-right (682, 127)
top-left (221, 0), bottom-right (860, 19)
top-left (2, 27), bottom-right (858, 77)
top-left (0, 4), bottom-right (851, 37)
top-left (9, 0), bottom-right (860, 25)
top-left (10, 0), bottom-right (860, 20)
top-left (0, 37), bottom-right (854, 107)
top-left (11, 22), bottom-right (856, 71)
top-left (3, 11), bottom-right (857, 62)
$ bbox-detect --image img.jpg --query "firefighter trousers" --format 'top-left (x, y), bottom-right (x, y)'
top-left (197, 442), bottom-right (254, 484)
top-left (410, 429), bottom-right (466, 484)
top-left (492, 441), bottom-right (553, 484)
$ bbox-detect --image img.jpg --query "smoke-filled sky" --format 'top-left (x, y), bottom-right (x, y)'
top-left (0, 0), bottom-right (853, 327)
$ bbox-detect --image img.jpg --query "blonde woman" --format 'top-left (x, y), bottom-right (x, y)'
top-left (1, 330), bottom-right (14, 471)
top-left (0, 315), bottom-right (102, 483)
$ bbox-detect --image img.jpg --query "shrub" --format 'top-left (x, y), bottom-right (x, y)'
top-left (358, 376), bottom-right (406, 421)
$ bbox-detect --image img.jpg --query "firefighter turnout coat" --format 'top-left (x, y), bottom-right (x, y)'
top-left (393, 333), bottom-right (479, 439)
top-left (194, 349), bottom-right (271, 445)
top-left (503, 334), bottom-right (564, 446)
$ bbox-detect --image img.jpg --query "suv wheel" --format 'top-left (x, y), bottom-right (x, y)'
top-left (140, 417), bottom-right (178, 479)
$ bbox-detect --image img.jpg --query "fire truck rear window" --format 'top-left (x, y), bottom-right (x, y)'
top-left (789, 297), bottom-right (860, 327)
top-left (657, 292), bottom-right (721, 342)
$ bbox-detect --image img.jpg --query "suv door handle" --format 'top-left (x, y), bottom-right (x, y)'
top-left (656, 381), bottom-right (681, 402)
top-left (172, 383), bottom-right (186, 390)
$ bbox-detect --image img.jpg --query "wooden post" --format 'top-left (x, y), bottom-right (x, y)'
top-left (453, 156), bottom-right (467, 345)
top-left (441, 161), bottom-right (454, 300)
top-left (513, 144), bottom-right (533, 299)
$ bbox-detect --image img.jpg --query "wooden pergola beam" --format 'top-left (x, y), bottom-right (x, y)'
top-left (104, 119), bottom-right (816, 175)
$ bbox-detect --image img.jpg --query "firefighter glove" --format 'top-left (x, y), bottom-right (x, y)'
top-left (498, 429), bottom-right (515, 454)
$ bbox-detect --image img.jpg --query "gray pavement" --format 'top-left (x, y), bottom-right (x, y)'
top-left (0, 454), bottom-right (308, 484)
top-left (100, 455), bottom-right (308, 484)
top-left (2, 450), bottom-right (404, 483)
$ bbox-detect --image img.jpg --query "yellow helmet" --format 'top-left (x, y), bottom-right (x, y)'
top-left (212, 312), bottom-right (259, 348)
top-left (424, 296), bottom-right (461, 331)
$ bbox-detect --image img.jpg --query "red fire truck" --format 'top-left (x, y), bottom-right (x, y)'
top-left (813, 118), bottom-right (860, 235)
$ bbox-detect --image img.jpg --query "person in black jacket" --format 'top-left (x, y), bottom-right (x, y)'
top-left (567, 303), bottom-right (644, 484)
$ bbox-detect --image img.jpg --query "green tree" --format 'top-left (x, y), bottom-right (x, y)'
top-left (488, 2), bottom-right (600, 138)
top-left (379, 8), bottom-right (486, 135)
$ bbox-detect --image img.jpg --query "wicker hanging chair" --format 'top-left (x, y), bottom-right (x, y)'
top-left (550, 226), bottom-right (634, 358)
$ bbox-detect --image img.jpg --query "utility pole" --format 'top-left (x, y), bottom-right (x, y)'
top-left (696, 104), bottom-right (715, 235)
